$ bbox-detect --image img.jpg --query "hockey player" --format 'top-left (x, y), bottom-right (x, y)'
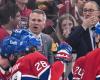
top-left (9, 37), bottom-right (72, 80)
top-left (0, 29), bottom-right (41, 79)
top-left (73, 48), bottom-right (100, 80)
top-left (0, 37), bottom-right (20, 79)
top-left (0, 45), bottom-right (11, 79)
top-left (73, 22), bottom-right (100, 80)
top-left (0, 29), bottom-right (73, 80)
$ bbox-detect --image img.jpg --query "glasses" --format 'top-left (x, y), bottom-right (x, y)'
top-left (83, 8), bottom-right (98, 13)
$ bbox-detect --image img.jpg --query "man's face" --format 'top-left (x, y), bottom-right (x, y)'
top-left (83, 2), bottom-right (99, 19)
top-left (61, 19), bottom-right (73, 37)
top-left (29, 13), bottom-right (46, 34)
top-left (0, 56), bottom-right (10, 70)
top-left (12, 11), bottom-right (21, 28)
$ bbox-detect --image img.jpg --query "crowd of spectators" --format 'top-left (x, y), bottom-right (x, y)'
top-left (0, 0), bottom-right (100, 80)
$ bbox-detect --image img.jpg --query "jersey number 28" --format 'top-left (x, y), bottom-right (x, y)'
top-left (35, 61), bottom-right (48, 71)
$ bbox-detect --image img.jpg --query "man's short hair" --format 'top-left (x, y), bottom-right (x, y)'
top-left (31, 9), bottom-right (47, 21)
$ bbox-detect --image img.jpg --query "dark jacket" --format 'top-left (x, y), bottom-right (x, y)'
top-left (66, 26), bottom-right (93, 59)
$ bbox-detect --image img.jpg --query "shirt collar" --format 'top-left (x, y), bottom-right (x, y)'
top-left (28, 29), bottom-right (42, 38)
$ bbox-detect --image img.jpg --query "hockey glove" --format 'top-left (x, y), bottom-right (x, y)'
top-left (55, 42), bottom-right (72, 63)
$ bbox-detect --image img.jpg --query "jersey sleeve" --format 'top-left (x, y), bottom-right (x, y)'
top-left (51, 61), bottom-right (64, 80)
top-left (10, 51), bottom-right (51, 80)
top-left (73, 56), bottom-right (85, 80)
top-left (96, 64), bottom-right (100, 80)
top-left (29, 52), bottom-right (51, 79)
top-left (39, 60), bottom-right (64, 80)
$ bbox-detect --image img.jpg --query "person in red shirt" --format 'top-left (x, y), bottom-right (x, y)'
top-left (0, 2), bottom-right (21, 41)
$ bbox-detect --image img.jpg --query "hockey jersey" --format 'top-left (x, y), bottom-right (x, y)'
top-left (9, 51), bottom-right (64, 80)
top-left (73, 48), bottom-right (100, 80)
top-left (0, 67), bottom-right (7, 80)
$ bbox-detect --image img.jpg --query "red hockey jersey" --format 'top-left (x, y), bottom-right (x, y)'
top-left (0, 67), bottom-right (7, 80)
top-left (73, 48), bottom-right (100, 80)
top-left (9, 51), bottom-right (64, 80)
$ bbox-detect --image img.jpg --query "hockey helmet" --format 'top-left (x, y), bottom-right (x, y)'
top-left (0, 36), bottom-right (20, 58)
top-left (19, 34), bottom-right (41, 53)
top-left (11, 29), bottom-right (32, 39)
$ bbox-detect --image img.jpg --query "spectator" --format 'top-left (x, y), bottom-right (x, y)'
top-left (16, 0), bottom-right (32, 17)
top-left (73, 22), bottom-right (100, 80)
top-left (16, 0), bottom-right (32, 28)
top-left (0, 2), bottom-right (20, 41)
top-left (35, 0), bottom-right (58, 35)
top-left (56, 0), bottom-right (74, 15)
top-left (66, 1), bottom-right (100, 59)
top-left (58, 13), bottom-right (77, 39)
top-left (51, 13), bottom-right (77, 80)
top-left (74, 0), bottom-right (90, 25)
top-left (51, 13), bottom-right (77, 44)
top-left (28, 9), bottom-right (54, 64)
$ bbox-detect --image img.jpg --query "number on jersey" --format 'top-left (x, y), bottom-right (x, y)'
top-left (35, 61), bottom-right (48, 71)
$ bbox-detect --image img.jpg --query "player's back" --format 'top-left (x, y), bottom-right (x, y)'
top-left (10, 51), bottom-right (50, 79)
top-left (73, 48), bottom-right (100, 80)
top-left (73, 55), bottom-right (86, 80)
top-left (83, 48), bottom-right (100, 80)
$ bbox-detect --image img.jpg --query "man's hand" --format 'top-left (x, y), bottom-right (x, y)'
top-left (82, 16), bottom-right (98, 30)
